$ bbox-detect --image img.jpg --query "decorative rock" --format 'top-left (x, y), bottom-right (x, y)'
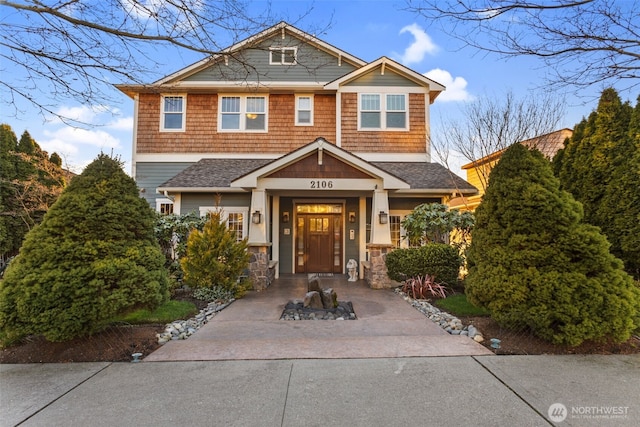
top-left (321, 288), bottom-right (338, 309)
top-left (303, 291), bottom-right (324, 309)
top-left (308, 277), bottom-right (321, 293)
top-left (394, 289), bottom-right (484, 342)
top-left (280, 300), bottom-right (357, 320)
top-left (156, 298), bottom-right (235, 344)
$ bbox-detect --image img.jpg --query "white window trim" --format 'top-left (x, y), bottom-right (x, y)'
top-left (295, 94), bottom-right (314, 126)
top-left (357, 93), bottom-right (409, 131)
top-left (390, 211), bottom-right (412, 249)
top-left (160, 94), bottom-right (186, 132)
top-left (217, 94), bottom-right (269, 133)
top-left (156, 198), bottom-right (174, 214)
top-left (198, 206), bottom-right (249, 239)
top-left (269, 47), bottom-right (298, 65)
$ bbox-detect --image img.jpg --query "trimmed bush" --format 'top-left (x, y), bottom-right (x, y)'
top-left (467, 143), bottom-right (640, 346)
top-left (386, 243), bottom-right (462, 286)
top-left (0, 154), bottom-right (169, 344)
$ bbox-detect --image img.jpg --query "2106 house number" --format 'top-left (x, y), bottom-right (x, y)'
top-left (310, 180), bottom-right (333, 189)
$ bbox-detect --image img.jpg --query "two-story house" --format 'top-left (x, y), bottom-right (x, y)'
top-left (116, 22), bottom-right (477, 290)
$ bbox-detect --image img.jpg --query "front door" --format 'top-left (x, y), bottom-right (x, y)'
top-left (295, 210), bottom-right (343, 274)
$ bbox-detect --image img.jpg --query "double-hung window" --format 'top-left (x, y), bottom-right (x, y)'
top-left (199, 207), bottom-right (248, 242)
top-left (295, 95), bottom-right (313, 126)
top-left (270, 47), bottom-right (297, 65)
top-left (161, 95), bottom-right (186, 131)
top-left (219, 95), bottom-right (267, 132)
top-left (359, 93), bottom-right (407, 130)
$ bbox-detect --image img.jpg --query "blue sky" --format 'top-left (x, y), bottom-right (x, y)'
top-left (2, 0), bottom-right (629, 176)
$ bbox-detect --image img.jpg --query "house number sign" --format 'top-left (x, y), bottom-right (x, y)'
top-left (309, 180), bottom-right (333, 189)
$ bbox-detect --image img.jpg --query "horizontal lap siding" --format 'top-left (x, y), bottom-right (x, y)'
top-left (136, 93), bottom-right (336, 154)
top-left (340, 93), bottom-right (426, 153)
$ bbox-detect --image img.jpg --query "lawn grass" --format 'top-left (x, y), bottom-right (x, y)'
top-left (435, 294), bottom-right (490, 317)
top-left (114, 300), bottom-right (198, 324)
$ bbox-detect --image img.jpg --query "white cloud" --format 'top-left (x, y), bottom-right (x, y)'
top-left (35, 104), bottom-right (133, 173)
top-left (424, 68), bottom-right (474, 102)
top-left (397, 23), bottom-right (439, 65)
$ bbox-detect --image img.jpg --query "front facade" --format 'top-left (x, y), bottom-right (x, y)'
top-left (117, 22), bottom-right (477, 289)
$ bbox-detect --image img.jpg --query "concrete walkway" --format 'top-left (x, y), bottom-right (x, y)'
top-left (145, 275), bottom-right (492, 361)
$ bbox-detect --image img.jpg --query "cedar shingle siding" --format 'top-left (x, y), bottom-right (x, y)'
top-left (340, 93), bottom-right (427, 153)
top-left (136, 93), bottom-right (336, 154)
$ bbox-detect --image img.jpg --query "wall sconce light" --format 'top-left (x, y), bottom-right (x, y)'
top-left (349, 212), bottom-right (356, 223)
top-left (378, 211), bottom-right (388, 224)
top-left (252, 210), bottom-right (262, 224)
top-left (282, 212), bottom-right (289, 223)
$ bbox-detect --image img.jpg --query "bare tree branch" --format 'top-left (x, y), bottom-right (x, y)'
top-left (0, 0), bottom-right (323, 124)
top-left (404, 0), bottom-right (640, 92)
top-left (433, 90), bottom-right (565, 191)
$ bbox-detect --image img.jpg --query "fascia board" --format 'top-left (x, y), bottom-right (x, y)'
top-left (325, 56), bottom-right (446, 93)
top-left (156, 187), bottom-right (247, 193)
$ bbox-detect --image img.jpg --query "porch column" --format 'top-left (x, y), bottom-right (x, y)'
top-left (369, 189), bottom-right (391, 245)
top-left (366, 189), bottom-right (393, 289)
top-left (247, 189), bottom-right (271, 290)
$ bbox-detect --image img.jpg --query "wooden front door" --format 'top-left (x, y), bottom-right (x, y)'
top-left (296, 214), bottom-right (343, 274)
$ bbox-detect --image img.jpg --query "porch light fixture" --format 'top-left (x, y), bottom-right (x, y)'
top-left (252, 210), bottom-right (262, 224)
top-left (282, 212), bottom-right (289, 223)
top-left (349, 212), bottom-right (356, 223)
top-left (378, 211), bottom-right (388, 224)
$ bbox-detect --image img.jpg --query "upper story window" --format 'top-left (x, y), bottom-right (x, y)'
top-left (359, 93), bottom-right (408, 131)
top-left (161, 95), bottom-right (186, 132)
top-left (270, 47), bottom-right (297, 65)
top-left (295, 95), bottom-right (314, 126)
top-left (219, 95), bottom-right (268, 132)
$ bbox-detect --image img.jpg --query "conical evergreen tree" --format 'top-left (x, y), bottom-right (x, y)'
top-left (467, 144), bottom-right (639, 346)
top-left (180, 211), bottom-right (250, 298)
top-left (0, 124), bottom-right (66, 258)
top-left (555, 89), bottom-right (640, 278)
top-left (0, 154), bottom-right (169, 343)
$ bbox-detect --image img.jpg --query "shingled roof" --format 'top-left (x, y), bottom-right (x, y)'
top-left (158, 158), bottom-right (477, 194)
top-left (372, 162), bottom-right (477, 192)
top-left (159, 159), bottom-right (272, 188)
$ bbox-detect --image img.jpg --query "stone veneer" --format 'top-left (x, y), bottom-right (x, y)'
top-left (247, 244), bottom-right (274, 291)
top-left (364, 243), bottom-right (393, 289)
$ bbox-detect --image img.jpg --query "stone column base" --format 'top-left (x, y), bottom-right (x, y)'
top-left (365, 244), bottom-right (394, 289)
top-left (248, 244), bottom-right (273, 291)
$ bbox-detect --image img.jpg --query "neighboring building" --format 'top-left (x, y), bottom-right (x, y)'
top-left (451, 128), bottom-right (573, 211)
top-left (116, 22), bottom-right (477, 289)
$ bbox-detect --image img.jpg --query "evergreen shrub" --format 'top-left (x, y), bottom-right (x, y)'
top-left (180, 212), bottom-right (251, 298)
top-left (0, 154), bottom-right (169, 344)
top-left (386, 243), bottom-right (462, 286)
top-left (467, 144), bottom-right (640, 346)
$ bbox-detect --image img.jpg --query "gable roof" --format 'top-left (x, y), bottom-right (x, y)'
top-left (231, 138), bottom-right (410, 189)
top-left (325, 56), bottom-right (446, 102)
top-left (155, 22), bottom-right (366, 86)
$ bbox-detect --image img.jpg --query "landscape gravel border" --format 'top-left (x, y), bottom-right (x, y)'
top-left (394, 288), bottom-right (484, 342)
